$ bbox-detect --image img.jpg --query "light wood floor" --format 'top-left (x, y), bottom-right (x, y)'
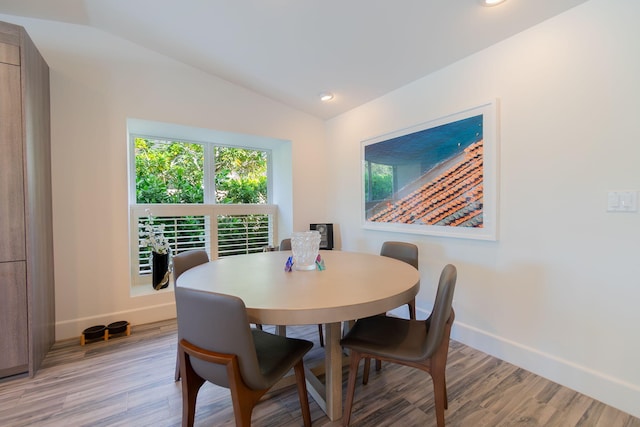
top-left (0, 320), bottom-right (638, 427)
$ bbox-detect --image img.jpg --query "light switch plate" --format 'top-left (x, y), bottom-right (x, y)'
top-left (607, 191), bottom-right (638, 212)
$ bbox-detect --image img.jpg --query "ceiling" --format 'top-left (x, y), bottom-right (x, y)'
top-left (0, 0), bottom-right (589, 119)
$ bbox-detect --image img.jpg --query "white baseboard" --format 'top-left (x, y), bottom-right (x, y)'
top-left (452, 321), bottom-right (640, 419)
top-left (55, 302), bottom-right (176, 341)
top-left (387, 306), bottom-right (640, 419)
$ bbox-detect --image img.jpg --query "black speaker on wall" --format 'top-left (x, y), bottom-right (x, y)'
top-left (310, 223), bottom-right (334, 250)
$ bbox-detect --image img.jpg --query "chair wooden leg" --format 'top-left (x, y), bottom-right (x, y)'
top-left (293, 360), bottom-right (312, 427)
top-left (408, 298), bottom-right (416, 320)
top-left (362, 356), bottom-right (382, 385)
top-left (180, 350), bottom-right (206, 427)
top-left (232, 397), bottom-right (255, 427)
top-left (318, 324), bottom-right (324, 347)
top-left (225, 362), bottom-right (264, 427)
top-left (431, 371), bottom-right (446, 427)
top-left (174, 347), bottom-right (181, 381)
top-left (430, 352), bottom-right (448, 427)
top-left (343, 351), bottom-right (362, 426)
top-left (444, 382), bottom-right (448, 410)
top-left (362, 357), bottom-right (370, 385)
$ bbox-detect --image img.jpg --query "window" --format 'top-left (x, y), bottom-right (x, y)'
top-left (134, 137), bottom-right (269, 204)
top-left (129, 123), bottom-right (282, 291)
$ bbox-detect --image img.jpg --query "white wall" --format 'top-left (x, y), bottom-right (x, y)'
top-left (0, 16), bottom-right (328, 340)
top-left (326, 0), bottom-right (640, 418)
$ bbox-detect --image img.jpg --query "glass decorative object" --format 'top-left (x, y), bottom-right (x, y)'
top-left (291, 231), bottom-right (321, 271)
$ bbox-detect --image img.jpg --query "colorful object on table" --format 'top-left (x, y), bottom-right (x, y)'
top-left (285, 256), bottom-right (293, 272)
top-left (315, 254), bottom-right (325, 271)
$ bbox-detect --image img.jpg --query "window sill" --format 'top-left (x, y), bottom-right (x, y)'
top-left (130, 282), bottom-right (175, 298)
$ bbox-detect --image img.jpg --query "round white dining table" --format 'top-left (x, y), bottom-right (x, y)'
top-left (177, 249), bottom-right (420, 421)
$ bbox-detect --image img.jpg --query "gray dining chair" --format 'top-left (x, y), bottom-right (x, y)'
top-left (380, 241), bottom-right (418, 319)
top-left (317, 241), bottom-right (420, 350)
top-left (176, 287), bottom-right (313, 427)
top-left (172, 249), bottom-right (210, 381)
top-left (340, 264), bottom-right (457, 427)
top-left (279, 238), bottom-right (291, 251)
top-left (359, 241), bottom-right (420, 379)
top-left (173, 249), bottom-right (210, 284)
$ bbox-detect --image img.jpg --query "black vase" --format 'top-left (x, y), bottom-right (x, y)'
top-left (152, 251), bottom-right (170, 290)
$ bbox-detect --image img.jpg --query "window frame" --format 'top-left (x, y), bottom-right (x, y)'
top-left (128, 129), bottom-right (278, 293)
top-left (128, 133), bottom-right (273, 205)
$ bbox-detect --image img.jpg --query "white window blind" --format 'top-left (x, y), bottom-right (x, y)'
top-left (131, 204), bottom-right (277, 286)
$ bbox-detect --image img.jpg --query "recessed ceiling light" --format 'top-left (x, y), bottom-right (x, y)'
top-left (480, 0), bottom-right (507, 6)
top-left (319, 92), bottom-right (334, 102)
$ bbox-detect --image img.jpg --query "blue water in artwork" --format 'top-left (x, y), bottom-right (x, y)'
top-left (365, 114), bottom-right (483, 174)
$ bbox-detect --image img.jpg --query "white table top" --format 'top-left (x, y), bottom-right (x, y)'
top-left (177, 250), bottom-right (420, 326)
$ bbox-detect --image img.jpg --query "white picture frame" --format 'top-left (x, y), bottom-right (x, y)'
top-left (361, 100), bottom-right (499, 241)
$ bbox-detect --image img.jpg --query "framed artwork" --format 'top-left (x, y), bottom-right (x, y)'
top-left (310, 223), bottom-right (334, 250)
top-left (361, 100), bottom-right (499, 240)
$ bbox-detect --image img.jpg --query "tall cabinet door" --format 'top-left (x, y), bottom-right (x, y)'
top-left (0, 43), bottom-right (29, 376)
top-left (0, 47), bottom-right (25, 263)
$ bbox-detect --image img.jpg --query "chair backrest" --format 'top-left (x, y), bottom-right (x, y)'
top-left (380, 241), bottom-right (419, 270)
top-left (175, 287), bottom-right (266, 390)
top-left (173, 250), bottom-right (209, 283)
top-left (279, 238), bottom-right (291, 251)
top-left (422, 264), bottom-right (457, 357)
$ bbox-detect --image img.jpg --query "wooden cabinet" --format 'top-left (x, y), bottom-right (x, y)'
top-left (0, 21), bottom-right (55, 379)
top-left (0, 262), bottom-right (28, 376)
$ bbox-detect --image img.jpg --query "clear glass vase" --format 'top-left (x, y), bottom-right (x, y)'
top-left (291, 231), bottom-right (321, 271)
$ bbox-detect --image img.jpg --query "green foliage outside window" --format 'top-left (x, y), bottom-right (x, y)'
top-left (135, 138), bottom-right (204, 203)
top-left (134, 138), bottom-right (267, 204)
top-left (215, 147), bottom-right (267, 204)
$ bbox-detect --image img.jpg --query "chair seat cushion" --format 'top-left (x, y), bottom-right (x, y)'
top-left (251, 329), bottom-right (313, 389)
top-left (340, 315), bottom-right (429, 362)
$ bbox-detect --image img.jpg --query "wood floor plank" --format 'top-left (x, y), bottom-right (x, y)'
top-left (0, 319), bottom-right (638, 427)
